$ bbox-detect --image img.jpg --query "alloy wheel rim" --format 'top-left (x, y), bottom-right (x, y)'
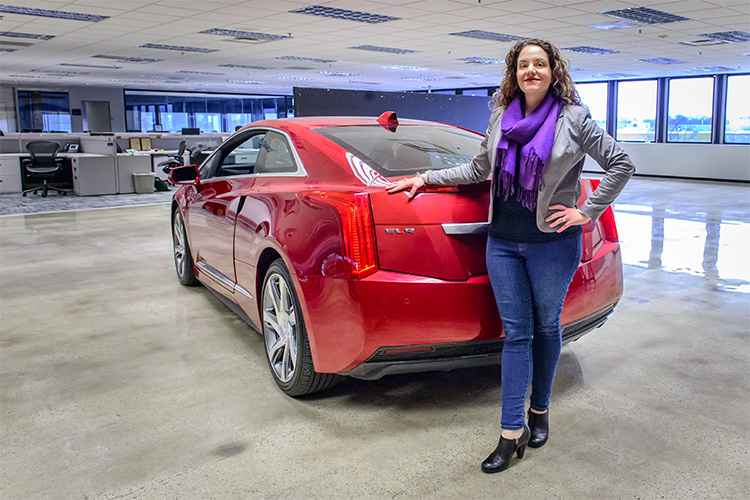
top-left (173, 214), bottom-right (186, 278)
top-left (262, 272), bottom-right (298, 383)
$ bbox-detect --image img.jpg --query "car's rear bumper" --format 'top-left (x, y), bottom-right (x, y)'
top-left (341, 301), bottom-right (618, 380)
top-left (299, 243), bottom-right (623, 374)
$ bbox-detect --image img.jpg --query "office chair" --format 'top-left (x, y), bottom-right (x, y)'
top-left (22, 140), bottom-right (72, 197)
top-left (157, 140), bottom-right (186, 175)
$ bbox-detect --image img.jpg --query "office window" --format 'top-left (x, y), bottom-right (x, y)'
top-left (125, 91), bottom-right (292, 132)
top-left (196, 113), bottom-right (221, 133)
top-left (725, 74), bottom-right (750, 144)
top-left (226, 113), bottom-right (253, 131)
top-left (17, 90), bottom-right (72, 132)
top-left (667, 77), bottom-right (713, 143)
top-left (159, 112), bottom-right (188, 132)
top-left (576, 82), bottom-right (608, 130)
top-left (461, 89), bottom-right (491, 97)
top-left (616, 80), bottom-right (656, 142)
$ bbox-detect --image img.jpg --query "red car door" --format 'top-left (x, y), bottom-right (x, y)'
top-left (185, 131), bottom-right (265, 296)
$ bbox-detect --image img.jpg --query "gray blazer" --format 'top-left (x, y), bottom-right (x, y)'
top-left (427, 104), bottom-right (635, 232)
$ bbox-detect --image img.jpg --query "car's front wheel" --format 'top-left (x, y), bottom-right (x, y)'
top-left (261, 259), bottom-right (337, 396)
top-left (172, 208), bottom-right (199, 286)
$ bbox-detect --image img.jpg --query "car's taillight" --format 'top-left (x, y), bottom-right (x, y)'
top-left (587, 178), bottom-right (619, 242)
top-left (306, 191), bottom-right (378, 279)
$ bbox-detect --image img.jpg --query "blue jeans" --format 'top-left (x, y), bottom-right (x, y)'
top-left (486, 234), bottom-right (582, 430)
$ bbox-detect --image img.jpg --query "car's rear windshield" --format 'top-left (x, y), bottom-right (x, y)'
top-left (312, 124), bottom-right (482, 177)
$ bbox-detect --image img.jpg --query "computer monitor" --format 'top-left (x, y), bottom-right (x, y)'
top-left (181, 128), bottom-right (200, 135)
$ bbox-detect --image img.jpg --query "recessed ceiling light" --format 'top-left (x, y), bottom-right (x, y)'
top-left (450, 30), bottom-right (525, 42)
top-left (59, 63), bottom-right (121, 69)
top-left (588, 19), bottom-right (642, 30)
top-left (199, 28), bottom-right (290, 41)
top-left (228, 80), bottom-right (265, 84)
top-left (270, 76), bottom-right (313, 80)
top-left (321, 71), bottom-right (364, 76)
top-left (600, 7), bottom-right (691, 25)
top-left (0, 4), bottom-right (108, 22)
top-left (218, 64), bottom-right (274, 70)
top-left (8, 74), bottom-right (62, 79)
top-left (686, 66), bottom-right (738, 73)
top-left (348, 80), bottom-right (381, 85)
top-left (562, 46), bottom-right (621, 55)
top-left (461, 72), bottom-right (503, 77)
top-left (30, 69), bottom-right (89, 75)
top-left (680, 39), bottom-right (727, 46)
top-left (193, 83), bottom-right (228, 87)
top-left (93, 55), bottom-right (162, 63)
top-left (291, 5), bottom-right (399, 24)
top-left (592, 73), bottom-right (639, 79)
top-left (174, 70), bottom-right (226, 75)
top-left (399, 77), bottom-right (436, 81)
top-left (0, 31), bottom-right (54, 40)
top-left (137, 43), bottom-right (217, 53)
top-left (458, 57), bottom-right (504, 64)
top-left (138, 75), bottom-right (188, 80)
top-left (636, 58), bottom-right (687, 64)
top-left (382, 65), bottom-right (430, 71)
top-left (349, 45), bottom-right (418, 54)
top-left (274, 56), bottom-right (338, 63)
top-left (699, 31), bottom-right (750, 43)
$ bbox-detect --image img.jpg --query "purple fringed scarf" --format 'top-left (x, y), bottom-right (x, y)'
top-left (496, 92), bottom-right (562, 210)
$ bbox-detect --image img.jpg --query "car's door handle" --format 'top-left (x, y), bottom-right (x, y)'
top-left (441, 222), bottom-right (490, 235)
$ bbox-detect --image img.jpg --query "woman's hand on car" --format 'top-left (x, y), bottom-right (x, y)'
top-left (386, 174), bottom-right (425, 199)
top-left (546, 204), bottom-right (592, 233)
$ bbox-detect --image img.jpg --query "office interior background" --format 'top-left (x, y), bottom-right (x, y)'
top-left (1, 1), bottom-right (749, 499)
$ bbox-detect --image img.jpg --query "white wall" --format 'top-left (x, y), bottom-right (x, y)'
top-left (584, 143), bottom-right (750, 182)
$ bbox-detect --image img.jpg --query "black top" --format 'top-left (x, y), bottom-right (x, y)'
top-left (489, 151), bottom-right (581, 242)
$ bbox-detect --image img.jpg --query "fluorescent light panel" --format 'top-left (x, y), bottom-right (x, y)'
top-left (59, 63), bottom-right (121, 69)
top-left (174, 70), bottom-right (225, 75)
top-left (600, 7), bottom-right (691, 25)
top-left (321, 71), bottom-right (364, 76)
top-left (0, 4), bottom-right (108, 22)
top-left (274, 56), bottom-right (337, 63)
top-left (137, 43), bottom-right (217, 53)
top-left (350, 45), bottom-right (418, 54)
top-left (562, 46), bottom-right (621, 55)
top-left (93, 55), bottom-right (162, 63)
top-left (291, 5), bottom-right (399, 24)
top-left (592, 73), bottom-right (639, 78)
top-left (699, 31), bottom-right (750, 43)
top-left (219, 64), bottom-right (273, 70)
top-left (0, 31), bottom-right (54, 40)
top-left (270, 76), bottom-right (312, 80)
top-left (450, 30), bottom-right (525, 42)
top-left (637, 58), bottom-right (687, 64)
top-left (458, 57), bottom-right (504, 64)
top-left (199, 28), bottom-right (290, 41)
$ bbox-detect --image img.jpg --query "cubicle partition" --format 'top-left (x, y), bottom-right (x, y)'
top-left (0, 132), bottom-right (228, 195)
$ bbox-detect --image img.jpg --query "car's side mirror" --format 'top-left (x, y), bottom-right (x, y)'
top-left (170, 164), bottom-right (200, 185)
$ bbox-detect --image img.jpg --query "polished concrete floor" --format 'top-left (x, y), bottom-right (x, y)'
top-left (1, 177), bottom-right (748, 499)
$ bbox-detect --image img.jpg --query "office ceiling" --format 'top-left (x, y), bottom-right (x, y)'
top-left (0, 0), bottom-right (748, 95)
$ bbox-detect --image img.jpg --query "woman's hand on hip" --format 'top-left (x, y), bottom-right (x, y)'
top-left (546, 205), bottom-right (591, 233)
top-left (386, 175), bottom-right (425, 199)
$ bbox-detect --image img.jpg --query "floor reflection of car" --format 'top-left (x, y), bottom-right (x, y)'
top-left (169, 113), bottom-right (624, 396)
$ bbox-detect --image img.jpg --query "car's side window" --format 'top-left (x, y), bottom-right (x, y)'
top-left (215, 132), bottom-right (266, 177)
top-left (254, 132), bottom-right (297, 174)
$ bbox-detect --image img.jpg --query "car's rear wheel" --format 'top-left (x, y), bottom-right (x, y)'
top-left (172, 208), bottom-right (199, 286)
top-left (261, 259), bottom-right (337, 396)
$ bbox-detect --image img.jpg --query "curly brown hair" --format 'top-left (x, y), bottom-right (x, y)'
top-left (492, 38), bottom-right (581, 108)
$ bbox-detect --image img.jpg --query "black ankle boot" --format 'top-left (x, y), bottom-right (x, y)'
top-left (527, 409), bottom-right (549, 448)
top-left (481, 424), bottom-right (530, 473)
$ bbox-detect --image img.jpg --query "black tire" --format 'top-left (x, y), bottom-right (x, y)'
top-left (261, 259), bottom-right (338, 396)
top-left (172, 208), bottom-right (200, 286)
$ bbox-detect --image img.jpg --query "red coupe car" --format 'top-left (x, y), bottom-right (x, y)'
top-left (169, 113), bottom-right (623, 396)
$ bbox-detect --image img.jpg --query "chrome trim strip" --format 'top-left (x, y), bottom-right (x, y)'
top-left (235, 283), bottom-right (253, 300)
top-left (196, 261), bottom-right (235, 291)
top-left (442, 222), bottom-right (490, 235)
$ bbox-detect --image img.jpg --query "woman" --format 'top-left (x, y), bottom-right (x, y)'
top-left (387, 39), bottom-right (634, 473)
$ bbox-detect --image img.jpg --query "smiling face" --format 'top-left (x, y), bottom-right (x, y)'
top-left (516, 44), bottom-right (552, 101)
